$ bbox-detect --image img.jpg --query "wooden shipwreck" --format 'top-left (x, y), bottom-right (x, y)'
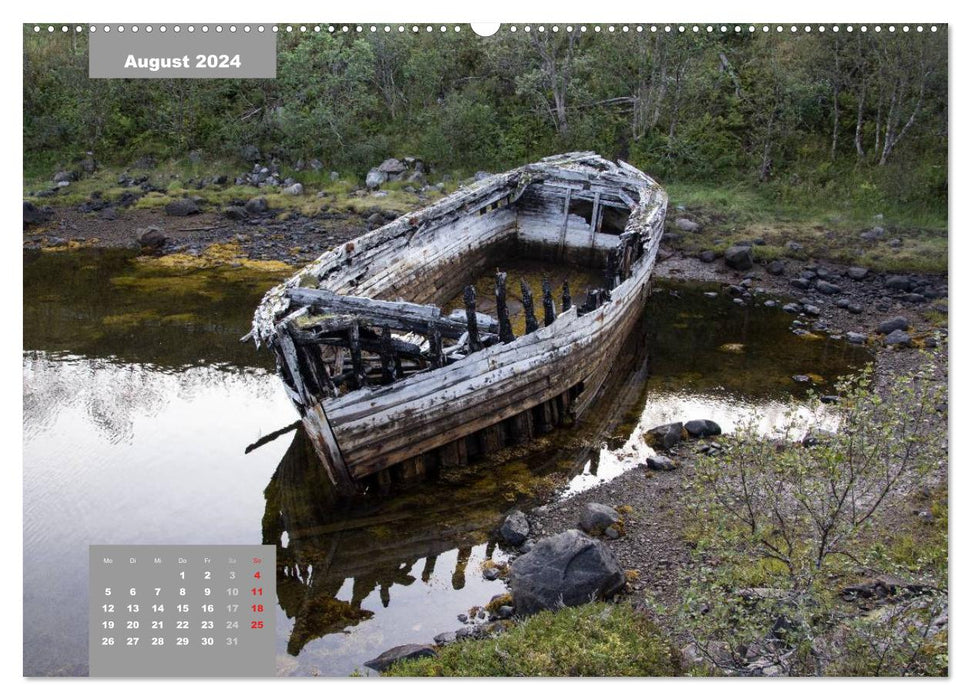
top-left (251, 152), bottom-right (667, 495)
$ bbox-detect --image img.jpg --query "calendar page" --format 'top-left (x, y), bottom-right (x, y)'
top-left (21, 3), bottom-right (950, 685)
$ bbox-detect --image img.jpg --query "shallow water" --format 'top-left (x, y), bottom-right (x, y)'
top-left (22, 250), bottom-right (869, 676)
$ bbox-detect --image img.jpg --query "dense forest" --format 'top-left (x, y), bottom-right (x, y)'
top-left (23, 26), bottom-right (948, 216)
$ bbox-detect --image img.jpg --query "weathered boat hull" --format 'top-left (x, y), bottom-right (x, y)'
top-left (253, 153), bottom-right (667, 495)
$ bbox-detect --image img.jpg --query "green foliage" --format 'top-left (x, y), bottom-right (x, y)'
top-left (672, 349), bottom-right (948, 676)
top-left (23, 25), bottom-right (947, 224)
top-left (382, 602), bottom-right (680, 677)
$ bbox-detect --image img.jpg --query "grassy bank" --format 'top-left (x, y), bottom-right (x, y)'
top-left (664, 181), bottom-right (948, 274)
top-left (382, 602), bottom-right (680, 677)
top-left (25, 161), bottom-right (947, 276)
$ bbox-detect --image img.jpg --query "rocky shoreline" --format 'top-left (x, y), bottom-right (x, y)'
top-left (24, 188), bottom-right (948, 676)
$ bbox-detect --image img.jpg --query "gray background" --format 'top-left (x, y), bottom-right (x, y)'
top-left (89, 545), bottom-right (276, 677)
top-left (89, 26), bottom-right (276, 78)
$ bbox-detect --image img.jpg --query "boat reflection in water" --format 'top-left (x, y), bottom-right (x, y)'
top-left (259, 303), bottom-right (656, 674)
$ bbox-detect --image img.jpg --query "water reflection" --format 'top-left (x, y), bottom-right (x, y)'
top-left (263, 428), bottom-right (515, 675)
top-left (23, 250), bottom-right (872, 677)
top-left (22, 353), bottom-right (294, 676)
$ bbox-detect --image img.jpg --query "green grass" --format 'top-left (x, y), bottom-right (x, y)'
top-left (24, 160), bottom-right (449, 218)
top-left (381, 602), bottom-right (681, 677)
top-left (663, 180), bottom-right (948, 274)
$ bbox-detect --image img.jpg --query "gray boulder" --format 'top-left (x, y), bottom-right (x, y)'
top-left (846, 266), bottom-right (869, 280)
top-left (846, 332), bottom-right (867, 345)
top-left (223, 206), bottom-right (248, 221)
top-left (378, 158), bottom-right (407, 174)
top-left (698, 250), bottom-right (717, 263)
top-left (815, 280), bottom-right (841, 295)
top-left (499, 510), bottom-right (530, 547)
top-left (646, 455), bottom-right (677, 471)
top-left (644, 422), bottom-right (684, 450)
top-left (164, 198), bottom-right (200, 216)
top-left (724, 245), bottom-right (753, 271)
top-left (283, 183), bottom-right (304, 196)
top-left (23, 201), bottom-right (52, 227)
top-left (244, 197), bottom-right (268, 214)
top-left (766, 260), bottom-right (786, 276)
top-left (137, 226), bottom-right (166, 249)
top-left (509, 530), bottom-right (626, 615)
top-left (884, 329), bottom-right (912, 347)
top-left (684, 419), bottom-right (722, 438)
top-left (885, 275), bottom-right (914, 291)
top-left (364, 644), bottom-right (437, 672)
top-left (366, 168), bottom-right (387, 189)
top-left (877, 316), bottom-right (909, 334)
top-left (578, 503), bottom-right (622, 536)
top-left (52, 170), bottom-right (75, 183)
top-left (674, 218), bottom-right (700, 233)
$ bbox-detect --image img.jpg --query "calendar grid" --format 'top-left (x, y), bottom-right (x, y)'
top-left (89, 545), bottom-right (276, 677)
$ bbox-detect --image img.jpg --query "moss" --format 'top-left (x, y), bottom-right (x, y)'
top-left (484, 592), bottom-right (513, 613)
top-left (384, 602), bottom-right (681, 677)
top-left (101, 310), bottom-right (161, 327)
top-left (717, 343), bottom-right (745, 354)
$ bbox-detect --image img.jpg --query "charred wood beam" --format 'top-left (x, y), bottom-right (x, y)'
top-left (542, 278), bottom-right (557, 327)
top-left (429, 321), bottom-right (446, 369)
top-left (495, 272), bottom-right (516, 343)
top-left (348, 323), bottom-right (366, 389)
top-left (463, 285), bottom-right (482, 352)
top-left (520, 279), bottom-right (539, 334)
top-left (562, 280), bottom-right (572, 313)
top-left (379, 325), bottom-right (397, 384)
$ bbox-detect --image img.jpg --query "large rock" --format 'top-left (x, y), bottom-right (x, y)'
top-left (164, 198), bottom-right (200, 216)
top-left (137, 226), bottom-right (166, 249)
top-left (884, 329), bottom-right (912, 347)
top-left (377, 158), bottom-right (408, 174)
top-left (846, 266), bottom-right (869, 281)
top-left (643, 422), bottom-right (684, 451)
top-left (674, 218), bottom-right (700, 233)
top-left (282, 183), bottom-right (304, 196)
top-left (815, 280), bottom-right (841, 295)
top-left (845, 332), bottom-right (867, 345)
top-left (244, 197), bottom-right (268, 214)
top-left (578, 503), bottom-right (622, 536)
top-left (499, 510), bottom-right (530, 546)
top-left (885, 275), bottom-right (914, 292)
top-left (509, 530), bottom-right (625, 615)
top-left (365, 168), bottom-right (388, 189)
top-left (364, 644), bottom-right (437, 672)
top-left (766, 260), bottom-right (786, 276)
top-left (877, 316), bottom-right (909, 334)
top-left (23, 201), bottom-right (52, 227)
top-left (724, 245), bottom-right (753, 271)
top-left (646, 455), bottom-right (677, 471)
top-left (222, 206), bottom-right (248, 221)
top-left (52, 170), bottom-right (75, 183)
top-left (684, 419), bottom-right (722, 438)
